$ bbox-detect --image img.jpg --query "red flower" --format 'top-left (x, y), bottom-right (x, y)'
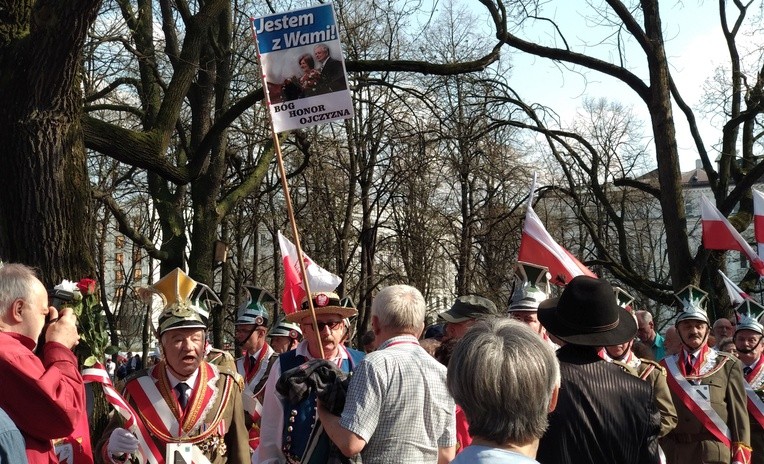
top-left (77, 278), bottom-right (97, 296)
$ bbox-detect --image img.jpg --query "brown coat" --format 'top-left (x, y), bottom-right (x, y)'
top-left (660, 350), bottom-right (750, 464)
top-left (617, 358), bottom-right (678, 438)
top-left (96, 361), bottom-right (249, 464)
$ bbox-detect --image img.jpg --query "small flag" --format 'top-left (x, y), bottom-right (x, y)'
top-left (518, 203), bottom-right (596, 286)
top-left (700, 195), bottom-right (764, 275)
top-left (718, 269), bottom-right (750, 306)
top-left (753, 189), bottom-right (764, 262)
top-left (277, 231), bottom-right (341, 314)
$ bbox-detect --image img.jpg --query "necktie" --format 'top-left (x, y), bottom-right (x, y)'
top-left (684, 355), bottom-right (694, 376)
top-left (744, 366), bottom-right (753, 376)
top-left (175, 382), bottom-right (190, 410)
top-left (250, 355), bottom-right (257, 370)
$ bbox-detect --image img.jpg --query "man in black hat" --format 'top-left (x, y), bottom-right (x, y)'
top-left (536, 275), bottom-right (661, 464)
top-left (438, 294), bottom-right (499, 341)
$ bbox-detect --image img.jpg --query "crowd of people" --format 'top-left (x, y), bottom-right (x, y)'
top-left (2, 259), bottom-right (764, 463)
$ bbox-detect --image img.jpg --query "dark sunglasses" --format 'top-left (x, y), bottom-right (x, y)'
top-left (307, 320), bottom-right (344, 331)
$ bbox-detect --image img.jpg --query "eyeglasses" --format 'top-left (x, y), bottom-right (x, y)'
top-left (306, 320), bottom-right (344, 331)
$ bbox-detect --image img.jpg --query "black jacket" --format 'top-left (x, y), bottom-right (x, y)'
top-left (537, 344), bottom-right (661, 464)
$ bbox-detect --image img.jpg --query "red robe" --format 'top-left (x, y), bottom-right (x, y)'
top-left (0, 332), bottom-right (85, 464)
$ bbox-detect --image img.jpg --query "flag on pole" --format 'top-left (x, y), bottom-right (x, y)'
top-left (277, 231), bottom-right (342, 314)
top-left (700, 195), bottom-right (764, 275)
top-left (718, 269), bottom-right (750, 306)
top-left (753, 189), bottom-right (764, 262)
top-left (518, 203), bottom-right (596, 286)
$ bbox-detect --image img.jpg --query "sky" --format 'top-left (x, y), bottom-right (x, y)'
top-left (504, 1), bottom-right (759, 172)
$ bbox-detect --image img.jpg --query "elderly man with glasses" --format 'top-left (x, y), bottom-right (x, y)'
top-left (254, 292), bottom-right (364, 464)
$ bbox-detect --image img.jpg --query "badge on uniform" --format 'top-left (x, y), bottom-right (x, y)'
top-left (166, 442), bottom-right (193, 463)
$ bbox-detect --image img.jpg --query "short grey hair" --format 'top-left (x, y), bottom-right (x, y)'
top-left (371, 285), bottom-right (426, 333)
top-left (635, 310), bottom-right (653, 324)
top-left (0, 263), bottom-right (39, 317)
top-left (314, 43), bottom-right (330, 55)
top-left (447, 318), bottom-right (560, 445)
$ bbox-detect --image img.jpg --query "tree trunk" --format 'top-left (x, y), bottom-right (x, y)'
top-left (0, 1), bottom-right (102, 285)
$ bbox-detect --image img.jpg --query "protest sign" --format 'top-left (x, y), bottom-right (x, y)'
top-left (252, 3), bottom-right (353, 132)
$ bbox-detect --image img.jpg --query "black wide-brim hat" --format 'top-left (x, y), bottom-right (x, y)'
top-left (537, 275), bottom-right (637, 346)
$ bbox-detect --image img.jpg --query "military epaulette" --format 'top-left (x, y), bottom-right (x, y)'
top-left (715, 350), bottom-right (737, 363)
top-left (639, 358), bottom-right (667, 377)
top-left (612, 360), bottom-right (638, 377)
top-left (215, 363), bottom-right (245, 390)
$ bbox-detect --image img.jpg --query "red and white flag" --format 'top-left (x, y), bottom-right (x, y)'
top-left (718, 269), bottom-right (750, 306)
top-left (518, 203), bottom-right (596, 286)
top-left (753, 189), bottom-right (764, 262)
top-left (700, 195), bottom-right (764, 275)
top-left (278, 231), bottom-right (342, 314)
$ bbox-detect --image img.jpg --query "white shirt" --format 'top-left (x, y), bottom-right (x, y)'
top-left (166, 368), bottom-right (199, 405)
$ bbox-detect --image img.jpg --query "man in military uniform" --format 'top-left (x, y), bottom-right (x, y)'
top-left (97, 268), bottom-right (249, 464)
top-left (733, 300), bottom-right (764, 464)
top-left (507, 261), bottom-right (557, 348)
top-left (660, 285), bottom-right (751, 464)
top-left (268, 319), bottom-right (303, 354)
top-left (234, 286), bottom-right (277, 452)
top-left (605, 287), bottom-right (677, 438)
top-left (254, 292), bottom-right (364, 464)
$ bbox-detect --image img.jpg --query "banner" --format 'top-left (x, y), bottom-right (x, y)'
top-left (252, 3), bottom-right (353, 132)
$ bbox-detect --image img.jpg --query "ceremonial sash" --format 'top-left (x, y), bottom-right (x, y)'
top-left (663, 356), bottom-right (731, 447)
top-left (237, 343), bottom-right (272, 388)
top-left (640, 362), bottom-right (655, 381)
top-left (82, 363), bottom-right (162, 464)
top-left (125, 362), bottom-right (234, 463)
top-left (744, 383), bottom-right (764, 428)
top-left (742, 356), bottom-right (764, 429)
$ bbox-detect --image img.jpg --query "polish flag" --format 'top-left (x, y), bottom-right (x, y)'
top-left (753, 189), bottom-right (764, 261)
top-left (518, 203), bottom-right (596, 286)
top-left (277, 231), bottom-right (342, 314)
top-left (700, 195), bottom-right (764, 275)
top-left (718, 269), bottom-right (750, 306)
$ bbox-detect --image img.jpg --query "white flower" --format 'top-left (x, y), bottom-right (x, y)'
top-left (54, 279), bottom-right (78, 293)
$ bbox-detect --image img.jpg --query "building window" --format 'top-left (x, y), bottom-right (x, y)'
top-left (134, 268), bottom-right (143, 280)
top-left (115, 253), bottom-right (124, 264)
top-left (132, 249), bottom-right (142, 262)
top-left (114, 287), bottom-right (124, 300)
top-left (115, 269), bottom-right (125, 284)
top-left (115, 235), bottom-right (125, 248)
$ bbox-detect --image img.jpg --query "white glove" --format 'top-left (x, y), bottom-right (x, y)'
top-left (107, 427), bottom-right (139, 459)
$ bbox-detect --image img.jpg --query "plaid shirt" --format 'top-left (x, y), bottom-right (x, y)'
top-left (340, 334), bottom-right (456, 463)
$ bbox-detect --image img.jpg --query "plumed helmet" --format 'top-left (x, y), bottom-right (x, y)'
top-left (269, 319), bottom-right (303, 340)
top-left (151, 268), bottom-right (208, 335)
top-left (735, 299), bottom-right (764, 336)
top-left (508, 262), bottom-right (551, 313)
top-left (674, 285), bottom-right (710, 325)
top-left (235, 286), bottom-right (274, 327)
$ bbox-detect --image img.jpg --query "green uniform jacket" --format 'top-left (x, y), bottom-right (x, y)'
top-left (660, 350), bottom-right (750, 464)
top-left (96, 361), bottom-right (249, 464)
